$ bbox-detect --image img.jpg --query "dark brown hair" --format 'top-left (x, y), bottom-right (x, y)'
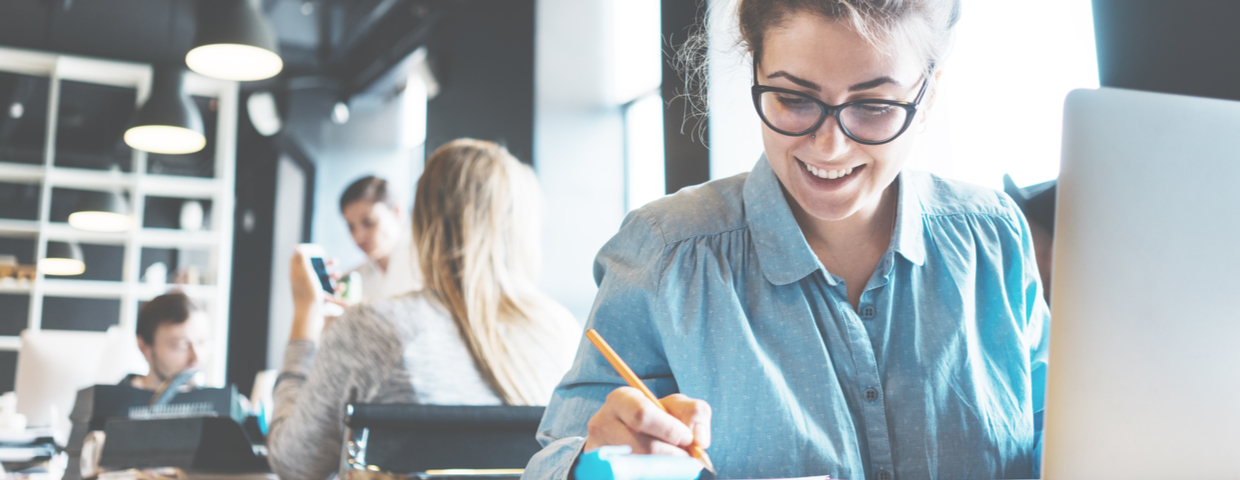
top-left (736, 0), bottom-right (961, 70)
top-left (339, 176), bottom-right (391, 212)
top-left (136, 291), bottom-right (201, 346)
top-left (675, 0), bottom-right (960, 129)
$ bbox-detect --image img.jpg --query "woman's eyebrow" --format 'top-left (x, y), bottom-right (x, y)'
top-left (849, 76), bottom-right (901, 92)
top-left (766, 70), bottom-right (903, 92)
top-left (767, 71), bottom-right (821, 91)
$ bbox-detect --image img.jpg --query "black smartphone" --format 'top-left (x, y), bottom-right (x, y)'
top-left (309, 257), bottom-right (334, 294)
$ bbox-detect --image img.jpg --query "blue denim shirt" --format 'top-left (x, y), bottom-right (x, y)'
top-left (524, 157), bottom-right (1050, 480)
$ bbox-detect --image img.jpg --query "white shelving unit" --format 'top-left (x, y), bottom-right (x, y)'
top-left (0, 46), bottom-right (237, 387)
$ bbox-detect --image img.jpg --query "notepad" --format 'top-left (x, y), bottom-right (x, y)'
top-left (573, 446), bottom-right (837, 480)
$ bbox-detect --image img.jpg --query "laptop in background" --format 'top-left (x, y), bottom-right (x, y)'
top-left (1043, 86), bottom-right (1240, 478)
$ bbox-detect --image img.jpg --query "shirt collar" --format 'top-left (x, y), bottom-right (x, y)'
top-left (891, 172), bottom-right (926, 266)
top-left (744, 156), bottom-right (926, 286)
top-left (744, 156), bottom-right (822, 286)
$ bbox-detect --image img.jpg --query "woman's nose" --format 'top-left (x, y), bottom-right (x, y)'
top-left (811, 115), bottom-right (851, 157)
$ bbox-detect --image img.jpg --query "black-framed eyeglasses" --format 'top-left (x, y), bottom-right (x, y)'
top-left (751, 64), bottom-right (930, 145)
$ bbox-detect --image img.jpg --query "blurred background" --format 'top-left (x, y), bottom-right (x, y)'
top-left (0, 0), bottom-right (1237, 398)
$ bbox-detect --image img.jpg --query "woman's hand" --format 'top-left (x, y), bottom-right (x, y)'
top-left (583, 388), bottom-right (712, 456)
top-left (288, 248), bottom-right (346, 342)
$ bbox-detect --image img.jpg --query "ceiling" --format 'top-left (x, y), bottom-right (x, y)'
top-left (0, 0), bottom-right (449, 93)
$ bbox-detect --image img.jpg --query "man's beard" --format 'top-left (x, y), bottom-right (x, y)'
top-left (149, 351), bottom-right (178, 383)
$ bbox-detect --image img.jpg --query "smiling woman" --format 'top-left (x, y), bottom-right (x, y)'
top-left (523, 1), bottom-right (1050, 479)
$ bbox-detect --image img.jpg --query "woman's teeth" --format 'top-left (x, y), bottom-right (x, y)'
top-left (805, 163), bottom-right (856, 180)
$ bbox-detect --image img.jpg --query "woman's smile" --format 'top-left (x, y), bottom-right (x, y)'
top-left (797, 159), bottom-right (866, 192)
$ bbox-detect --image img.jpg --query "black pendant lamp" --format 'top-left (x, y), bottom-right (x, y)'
top-left (40, 241), bottom-right (85, 276)
top-left (124, 65), bottom-right (207, 155)
top-left (186, 0), bottom-right (284, 82)
top-left (68, 190), bottom-right (131, 232)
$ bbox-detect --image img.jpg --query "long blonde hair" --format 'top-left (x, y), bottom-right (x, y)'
top-left (413, 139), bottom-right (578, 405)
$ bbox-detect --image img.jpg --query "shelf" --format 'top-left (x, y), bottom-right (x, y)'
top-left (0, 282), bottom-right (32, 295)
top-left (142, 175), bottom-right (221, 199)
top-left (0, 337), bottom-right (22, 351)
top-left (0, 162), bottom-right (44, 183)
top-left (0, 219), bottom-right (40, 236)
top-left (140, 228), bottom-right (219, 248)
top-left (0, 162), bottom-right (224, 199)
top-left (136, 283), bottom-right (217, 301)
top-left (43, 223), bottom-right (126, 245)
top-left (41, 279), bottom-right (125, 298)
top-left (40, 280), bottom-right (218, 300)
top-left (37, 224), bottom-right (220, 247)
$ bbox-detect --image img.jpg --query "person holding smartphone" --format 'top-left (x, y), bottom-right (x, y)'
top-left (268, 139), bottom-right (581, 480)
top-left (338, 175), bottom-right (421, 300)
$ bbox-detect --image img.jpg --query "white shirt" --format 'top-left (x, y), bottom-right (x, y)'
top-left (351, 232), bottom-right (422, 300)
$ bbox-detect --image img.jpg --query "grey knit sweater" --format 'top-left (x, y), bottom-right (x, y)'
top-left (268, 292), bottom-right (517, 480)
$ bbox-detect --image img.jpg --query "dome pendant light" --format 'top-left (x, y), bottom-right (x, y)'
top-left (40, 241), bottom-right (85, 276)
top-left (124, 66), bottom-right (207, 155)
top-left (68, 190), bottom-right (131, 232)
top-left (187, 0), bottom-right (284, 82)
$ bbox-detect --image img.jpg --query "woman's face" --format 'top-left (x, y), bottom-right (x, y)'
top-left (343, 200), bottom-right (403, 260)
top-left (759, 14), bottom-right (931, 222)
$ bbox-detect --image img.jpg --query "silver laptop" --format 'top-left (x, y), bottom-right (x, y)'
top-left (1043, 87), bottom-right (1240, 478)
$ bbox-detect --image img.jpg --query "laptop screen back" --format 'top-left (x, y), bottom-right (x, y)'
top-left (1043, 87), bottom-right (1240, 478)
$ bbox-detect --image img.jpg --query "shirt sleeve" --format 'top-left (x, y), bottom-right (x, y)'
top-left (267, 308), bottom-right (393, 480)
top-left (997, 194), bottom-right (1053, 474)
top-left (522, 210), bottom-right (678, 480)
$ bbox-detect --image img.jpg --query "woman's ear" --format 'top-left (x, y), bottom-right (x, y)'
top-left (919, 69), bottom-right (946, 127)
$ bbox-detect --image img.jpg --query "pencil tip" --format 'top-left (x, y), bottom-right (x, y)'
top-left (699, 452), bottom-right (716, 474)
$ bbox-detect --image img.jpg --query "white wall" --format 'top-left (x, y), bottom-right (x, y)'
top-left (535, 0), bottom-right (629, 322)
top-left (707, 0), bottom-right (766, 180)
top-left (267, 155), bottom-right (305, 370)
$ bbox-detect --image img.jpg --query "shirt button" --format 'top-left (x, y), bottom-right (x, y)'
top-left (860, 306), bottom-right (876, 318)
top-left (877, 469), bottom-right (892, 480)
top-left (864, 387), bottom-right (879, 401)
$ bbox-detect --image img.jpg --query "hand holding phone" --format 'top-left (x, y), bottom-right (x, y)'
top-left (295, 244), bottom-right (345, 317)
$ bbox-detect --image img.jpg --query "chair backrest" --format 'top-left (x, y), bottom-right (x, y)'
top-left (16, 326), bottom-right (148, 431)
top-left (341, 404), bottom-right (545, 476)
top-left (16, 329), bottom-right (108, 429)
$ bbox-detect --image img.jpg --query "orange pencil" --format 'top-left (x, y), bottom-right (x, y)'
top-left (585, 328), bottom-right (716, 474)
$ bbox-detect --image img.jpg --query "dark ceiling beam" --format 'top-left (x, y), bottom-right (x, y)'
top-left (331, 0), bottom-right (404, 56)
top-left (320, 0), bottom-right (448, 99)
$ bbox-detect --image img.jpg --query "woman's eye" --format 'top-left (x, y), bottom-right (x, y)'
top-left (853, 104), bottom-right (894, 116)
top-left (776, 95), bottom-right (813, 108)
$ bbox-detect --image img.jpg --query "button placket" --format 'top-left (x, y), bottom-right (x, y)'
top-left (837, 299), bottom-right (895, 476)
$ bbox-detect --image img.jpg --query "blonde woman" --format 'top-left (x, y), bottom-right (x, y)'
top-left (268, 139), bottom-right (580, 480)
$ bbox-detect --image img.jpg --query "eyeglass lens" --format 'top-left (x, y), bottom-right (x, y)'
top-left (757, 91), bottom-right (910, 143)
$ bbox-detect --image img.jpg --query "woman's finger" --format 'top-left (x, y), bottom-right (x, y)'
top-left (609, 388), bottom-right (695, 449)
top-left (662, 394), bottom-right (713, 449)
top-left (585, 411), bottom-right (691, 456)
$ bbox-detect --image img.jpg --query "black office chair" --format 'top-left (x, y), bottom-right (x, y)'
top-left (340, 403), bottom-right (546, 480)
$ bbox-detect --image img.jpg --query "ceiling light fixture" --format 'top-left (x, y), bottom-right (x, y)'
top-left (247, 91), bottom-right (282, 136)
top-left (40, 241), bottom-right (85, 276)
top-left (68, 190), bottom-right (131, 232)
top-left (124, 66), bottom-right (207, 155)
top-left (186, 0), bottom-right (284, 82)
